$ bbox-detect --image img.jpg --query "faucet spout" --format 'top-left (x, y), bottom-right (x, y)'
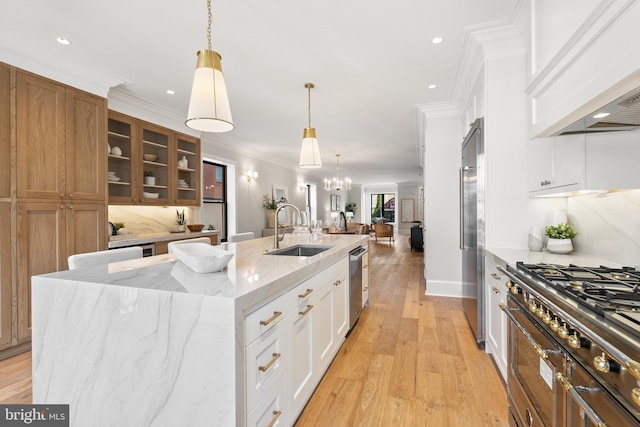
top-left (274, 203), bottom-right (301, 249)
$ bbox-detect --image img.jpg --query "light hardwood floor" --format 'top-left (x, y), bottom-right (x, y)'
top-left (0, 237), bottom-right (509, 426)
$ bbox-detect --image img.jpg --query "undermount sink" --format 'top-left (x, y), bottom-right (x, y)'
top-left (265, 244), bottom-right (334, 257)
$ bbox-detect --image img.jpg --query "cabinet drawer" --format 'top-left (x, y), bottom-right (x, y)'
top-left (246, 376), bottom-right (287, 427)
top-left (246, 321), bottom-right (287, 413)
top-left (246, 293), bottom-right (287, 345)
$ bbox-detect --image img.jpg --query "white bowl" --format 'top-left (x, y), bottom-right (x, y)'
top-left (143, 192), bottom-right (159, 198)
top-left (170, 243), bottom-right (234, 273)
top-left (143, 153), bottom-right (158, 162)
top-left (108, 176), bottom-right (121, 182)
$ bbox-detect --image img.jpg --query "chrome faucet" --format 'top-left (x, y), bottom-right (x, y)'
top-left (274, 203), bottom-right (301, 249)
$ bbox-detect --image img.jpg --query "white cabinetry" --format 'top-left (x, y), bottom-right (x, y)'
top-left (528, 132), bottom-right (640, 196)
top-left (528, 135), bottom-right (585, 195)
top-left (245, 256), bottom-right (349, 426)
top-left (361, 248), bottom-right (370, 308)
top-left (484, 256), bottom-right (508, 381)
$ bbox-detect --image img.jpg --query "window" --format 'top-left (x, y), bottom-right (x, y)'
top-left (371, 193), bottom-right (395, 222)
top-left (202, 161), bottom-right (227, 241)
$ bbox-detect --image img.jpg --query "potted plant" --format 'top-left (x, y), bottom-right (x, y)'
top-left (263, 194), bottom-right (287, 228)
top-left (113, 221), bottom-right (127, 235)
top-left (545, 222), bottom-right (578, 254)
top-left (176, 209), bottom-right (187, 232)
top-left (144, 171), bottom-right (155, 186)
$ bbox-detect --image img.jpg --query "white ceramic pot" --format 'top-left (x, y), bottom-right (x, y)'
top-left (546, 238), bottom-right (573, 254)
top-left (144, 176), bottom-right (156, 185)
top-left (111, 146), bottom-right (122, 156)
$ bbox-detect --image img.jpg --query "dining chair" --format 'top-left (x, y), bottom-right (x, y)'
top-left (68, 246), bottom-right (143, 270)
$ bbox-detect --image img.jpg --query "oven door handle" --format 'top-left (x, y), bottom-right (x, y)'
top-left (556, 373), bottom-right (608, 427)
top-left (499, 303), bottom-right (554, 360)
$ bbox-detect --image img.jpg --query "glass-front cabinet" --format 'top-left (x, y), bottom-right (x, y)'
top-left (107, 111), bottom-right (201, 206)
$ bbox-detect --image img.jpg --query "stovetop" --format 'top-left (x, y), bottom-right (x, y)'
top-left (516, 262), bottom-right (640, 336)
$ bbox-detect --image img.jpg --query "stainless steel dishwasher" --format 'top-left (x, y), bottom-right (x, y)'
top-left (349, 246), bottom-right (367, 330)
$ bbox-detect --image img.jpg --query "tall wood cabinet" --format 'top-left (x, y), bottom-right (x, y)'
top-left (108, 111), bottom-right (201, 206)
top-left (0, 63), bottom-right (107, 357)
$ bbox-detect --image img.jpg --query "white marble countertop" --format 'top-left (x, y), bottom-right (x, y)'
top-left (485, 247), bottom-right (624, 268)
top-left (43, 234), bottom-right (368, 315)
top-left (108, 230), bottom-right (220, 248)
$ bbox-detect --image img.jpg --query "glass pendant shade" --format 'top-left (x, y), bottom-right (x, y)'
top-left (186, 49), bottom-right (234, 133)
top-left (299, 128), bottom-right (322, 168)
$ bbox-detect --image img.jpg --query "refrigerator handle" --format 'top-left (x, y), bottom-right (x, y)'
top-left (459, 167), bottom-right (465, 250)
top-left (460, 166), bottom-right (472, 250)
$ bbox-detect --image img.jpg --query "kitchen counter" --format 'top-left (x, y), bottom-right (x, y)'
top-left (31, 234), bottom-right (368, 426)
top-left (484, 247), bottom-right (625, 269)
top-left (107, 229), bottom-right (220, 249)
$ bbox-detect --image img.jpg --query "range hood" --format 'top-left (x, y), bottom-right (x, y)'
top-left (554, 87), bottom-right (640, 135)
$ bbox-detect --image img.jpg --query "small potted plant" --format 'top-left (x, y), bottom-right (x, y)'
top-left (176, 209), bottom-right (187, 232)
top-left (144, 171), bottom-right (155, 186)
top-left (113, 222), bottom-right (127, 235)
top-left (545, 222), bottom-right (578, 254)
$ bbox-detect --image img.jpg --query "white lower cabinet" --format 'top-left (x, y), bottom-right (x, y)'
top-left (361, 248), bottom-right (370, 308)
top-left (484, 256), bottom-right (507, 381)
top-left (245, 256), bottom-right (350, 426)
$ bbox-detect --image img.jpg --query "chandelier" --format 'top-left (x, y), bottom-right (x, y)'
top-left (324, 154), bottom-right (351, 191)
top-left (185, 0), bottom-right (234, 132)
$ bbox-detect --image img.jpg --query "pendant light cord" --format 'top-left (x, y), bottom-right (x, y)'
top-left (307, 85), bottom-right (311, 128)
top-left (207, 0), bottom-right (213, 50)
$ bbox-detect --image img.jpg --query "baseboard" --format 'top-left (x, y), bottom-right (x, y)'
top-left (425, 279), bottom-right (475, 298)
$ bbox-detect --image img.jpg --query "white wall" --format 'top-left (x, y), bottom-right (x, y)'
top-left (423, 115), bottom-right (461, 296)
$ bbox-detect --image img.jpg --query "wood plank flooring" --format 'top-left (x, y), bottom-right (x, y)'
top-left (0, 237), bottom-right (509, 426)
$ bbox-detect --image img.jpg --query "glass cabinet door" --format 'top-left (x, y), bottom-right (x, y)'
top-left (108, 112), bottom-right (135, 204)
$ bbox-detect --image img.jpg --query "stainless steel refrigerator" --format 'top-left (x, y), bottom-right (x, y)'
top-left (460, 118), bottom-right (484, 345)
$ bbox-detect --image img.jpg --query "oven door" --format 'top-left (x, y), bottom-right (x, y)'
top-left (559, 358), bottom-right (639, 427)
top-left (504, 297), bottom-right (564, 427)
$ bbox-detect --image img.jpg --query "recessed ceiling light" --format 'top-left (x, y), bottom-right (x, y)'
top-left (56, 37), bottom-right (70, 45)
top-left (428, 84), bottom-right (436, 89)
top-left (432, 36), bottom-right (443, 44)
top-left (166, 89), bottom-right (175, 95)
top-left (593, 112), bottom-right (610, 119)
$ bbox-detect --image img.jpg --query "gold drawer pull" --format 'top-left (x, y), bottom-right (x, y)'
top-left (258, 353), bottom-right (281, 373)
top-left (298, 288), bottom-right (313, 298)
top-left (299, 305), bottom-right (314, 316)
top-left (363, 287), bottom-right (368, 291)
top-left (490, 273), bottom-right (501, 280)
top-left (267, 410), bottom-right (282, 427)
top-left (334, 279), bottom-right (341, 286)
top-left (260, 311), bottom-right (282, 326)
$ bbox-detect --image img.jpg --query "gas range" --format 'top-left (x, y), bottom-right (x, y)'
top-left (500, 262), bottom-right (640, 426)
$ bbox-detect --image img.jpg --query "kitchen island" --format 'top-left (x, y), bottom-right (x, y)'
top-left (31, 234), bottom-right (368, 426)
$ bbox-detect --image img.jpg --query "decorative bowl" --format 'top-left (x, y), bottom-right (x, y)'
top-left (171, 243), bottom-right (234, 273)
top-left (187, 224), bottom-right (205, 232)
top-left (143, 191), bottom-right (159, 198)
top-left (143, 153), bottom-right (158, 162)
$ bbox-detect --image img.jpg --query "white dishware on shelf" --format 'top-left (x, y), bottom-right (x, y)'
top-left (142, 191), bottom-right (159, 199)
top-left (108, 176), bottom-right (121, 182)
top-left (110, 146), bottom-right (122, 156)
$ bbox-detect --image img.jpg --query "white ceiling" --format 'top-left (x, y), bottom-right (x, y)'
top-left (0, 0), bottom-right (516, 185)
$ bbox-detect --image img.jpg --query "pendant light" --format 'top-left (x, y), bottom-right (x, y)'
top-left (298, 82), bottom-right (322, 168)
top-left (324, 154), bottom-right (351, 191)
top-left (186, 0), bottom-right (234, 133)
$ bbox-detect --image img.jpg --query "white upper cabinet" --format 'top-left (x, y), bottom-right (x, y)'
top-left (527, 1), bottom-right (640, 137)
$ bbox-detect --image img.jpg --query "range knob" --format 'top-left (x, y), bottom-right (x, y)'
top-left (536, 305), bottom-right (545, 318)
top-left (593, 353), bottom-right (610, 373)
top-left (542, 311), bottom-right (552, 324)
top-left (558, 323), bottom-right (569, 339)
top-left (549, 317), bottom-right (560, 332)
top-left (528, 300), bottom-right (537, 313)
top-left (568, 332), bottom-right (582, 349)
top-left (506, 280), bottom-right (520, 294)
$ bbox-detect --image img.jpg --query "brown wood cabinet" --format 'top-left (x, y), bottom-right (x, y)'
top-left (108, 111), bottom-right (201, 206)
top-left (0, 63), bottom-right (108, 358)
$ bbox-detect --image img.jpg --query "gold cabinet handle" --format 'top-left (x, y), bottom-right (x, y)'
top-left (363, 287), bottom-right (368, 291)
top-left (298, 288), bottom-right (313, 298)
top-left (334, 280), bottom-right (341, 287)
top-left (299, 305), bottom-right (313, 316)
top-left (267, 410), bottom-right (282, 427)
top-left (492, 286), bottom-right (500, 294)
top-left (490, 273), bottom-right (501, 280)
top-left (260, 311), bottom-right (282, 326)
top-left (556, 373), bottom-right (608, 426)
top-left (258, 353), bottom-right (281, 373)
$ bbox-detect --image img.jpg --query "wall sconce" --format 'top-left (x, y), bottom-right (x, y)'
top-left (298, 181), bottom-right (307, 192)
top-left (244, 170), bottom-right (258, 182)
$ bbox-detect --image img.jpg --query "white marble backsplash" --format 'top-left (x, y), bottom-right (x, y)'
top-left (109, 205), bottom-right (198, 235)
top-left (567, 190), bottom-right (640, 266)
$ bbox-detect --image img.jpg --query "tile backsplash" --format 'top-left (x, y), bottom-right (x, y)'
top-left (568, 190), bottom-right (640, 266)
top-left (109, 206), bottom-right (197, 235)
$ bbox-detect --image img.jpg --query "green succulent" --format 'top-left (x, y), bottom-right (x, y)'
top-left (545, 223), bottom-right (578, 239)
